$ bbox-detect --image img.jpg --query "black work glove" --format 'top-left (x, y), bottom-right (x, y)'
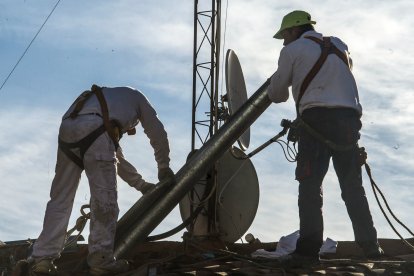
top-left (158, 167), bottom-right (175, 183)
top-left (140, 182), bottom-right (156, 195)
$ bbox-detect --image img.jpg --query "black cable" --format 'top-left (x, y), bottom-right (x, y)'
top-left (364, 163), bottom-right (414, 251)
top-left (230, 127), bottom-right (290, 160)
top-left (275, 140), bottom-right (297, 162)
top-left (145, 161), bottom-right (214, 242)
top-left (145, 205), bottom-right (204, 242)
top-left (0, 0), bottom-right (62, 92)
top-left (366, 163), bottom-right (414, 236)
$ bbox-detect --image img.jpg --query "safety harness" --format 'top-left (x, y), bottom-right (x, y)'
top-left (291, 36), bottom-right (355, 152)
top-left (58, 84), bottom-right (121, 169)
top-left (296, 36), bottom-right (350, 111)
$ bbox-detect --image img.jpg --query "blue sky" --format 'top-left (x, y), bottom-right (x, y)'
top-left (1, 0), bottom-right (414, 245)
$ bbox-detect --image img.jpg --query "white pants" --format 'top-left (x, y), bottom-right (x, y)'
top-left (32, 115), bottom-right (119, 266)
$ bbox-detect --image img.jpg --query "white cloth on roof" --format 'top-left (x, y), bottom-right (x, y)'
top-left (267, 30), bottom-right (362, 115)
top-left (251, 230), bottom-right (337, 258)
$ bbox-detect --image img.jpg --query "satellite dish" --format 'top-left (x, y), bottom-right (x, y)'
top-left (179, 147), bottom-right (259, 243)
top-left (225, 49), bottom-right (250, 150)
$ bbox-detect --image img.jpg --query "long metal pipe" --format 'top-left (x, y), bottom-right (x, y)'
top-left (114, 79), bottom-right (271, 258)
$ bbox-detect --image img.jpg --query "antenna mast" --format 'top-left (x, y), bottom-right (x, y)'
top-left (190, 0), bottom-right (222, 238)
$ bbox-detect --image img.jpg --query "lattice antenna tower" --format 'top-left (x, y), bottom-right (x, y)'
top-left (189, 0), bottom-right (222, 236)
top-left (191, 0), bottom-right (222, 150)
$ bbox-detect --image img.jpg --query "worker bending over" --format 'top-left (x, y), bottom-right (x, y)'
top-left (29, 85), bottom-right (175, 275)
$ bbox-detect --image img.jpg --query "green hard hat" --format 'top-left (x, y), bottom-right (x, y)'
top-left (273, 10), bottom-right (316, 39)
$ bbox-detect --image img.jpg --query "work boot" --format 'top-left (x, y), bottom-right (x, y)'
top-left (30, 258), bottom-right (58, 275)
top-left (359, 241), bottom-right (385, 258)
top-left (277, 252), bottom-right (320, 268)
top-left (89, 259), bottom-right (130, 275)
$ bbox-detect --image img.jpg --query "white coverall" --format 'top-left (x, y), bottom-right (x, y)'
top-left (31, 86), bottom-right (170, 267)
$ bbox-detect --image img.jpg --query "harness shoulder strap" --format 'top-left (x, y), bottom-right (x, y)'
top-left (69, 90), bottom-right (94, 119)
top-left (305, 36), bottom-right (350, 67)
top-left (296, 37), bottom-right (331, 114)
top-left (91, 84), bottom-right (120, 149)
top-left (296, 36), bottom-right (350, 115)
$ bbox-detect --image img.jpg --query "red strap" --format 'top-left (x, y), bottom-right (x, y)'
top-left (305, 36), bottom-right (350, 67)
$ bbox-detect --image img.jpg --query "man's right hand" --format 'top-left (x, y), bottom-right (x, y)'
top-left (140, 182), bottom-right (155, 194)
top-left (158, 167), bottom-right (175, 183)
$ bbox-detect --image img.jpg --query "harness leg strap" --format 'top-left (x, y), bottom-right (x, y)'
top-left (58, 124), bottom-right (107, 169)
top-left (58, 139), bottom-right (85, 169)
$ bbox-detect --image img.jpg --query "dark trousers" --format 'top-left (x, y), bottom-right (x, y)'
top-left (294, 107), bottom-right (378, 256)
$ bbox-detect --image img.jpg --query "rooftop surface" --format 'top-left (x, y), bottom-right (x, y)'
top-left (2, 237), bottom-right (414, 275)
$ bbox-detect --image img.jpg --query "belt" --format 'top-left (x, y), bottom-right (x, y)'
top-left (78, 112), bottom-right (102, 118)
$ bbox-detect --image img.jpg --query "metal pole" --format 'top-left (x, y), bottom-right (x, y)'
top-left (114, 79), bottom-right (271, 258)
top-left (191, 0), bottom-right (198, 151)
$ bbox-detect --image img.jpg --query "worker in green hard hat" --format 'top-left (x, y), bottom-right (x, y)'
top-left (273, 10), bottom-right (316, 41)
top-left (267, 10), bottom-right (384, 267)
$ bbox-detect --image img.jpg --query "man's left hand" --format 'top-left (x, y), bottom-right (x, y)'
top-left (140, 182), bottom-right (156, 194)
